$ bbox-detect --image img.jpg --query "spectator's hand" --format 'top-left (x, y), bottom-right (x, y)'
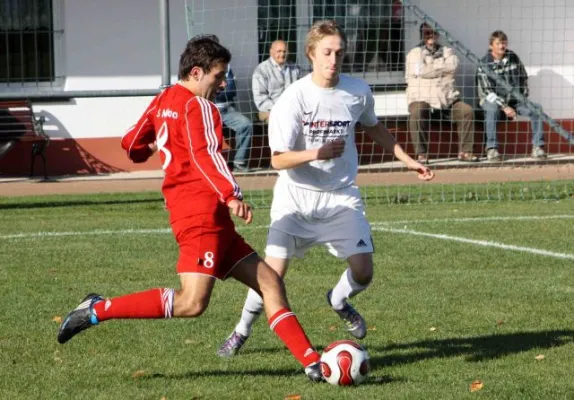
top-left (442, 47), bottom-right (454, 59)
top-left (503, 106), bottom-right (517, 120)
top-left (432, 47), bottom-right (444, 59)
top-left (407, 160), bottom-right (435, 181)
top-left (316, 139), bottom-right (345, 160)
top-left (421, 47), bottom-right (432, 58)
top-left (228, 199), bottom-right (253, 224)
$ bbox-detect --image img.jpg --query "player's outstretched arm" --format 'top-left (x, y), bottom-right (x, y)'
top-left (184, 97), bottom-right (243, 203)
top-left (364, 123), bottom-right (434, 181)
top-left (121, 96), bottom-right (160, 163)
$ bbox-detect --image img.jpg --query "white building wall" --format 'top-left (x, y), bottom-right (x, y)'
top-left (4, 0), bottom-right (573, 140)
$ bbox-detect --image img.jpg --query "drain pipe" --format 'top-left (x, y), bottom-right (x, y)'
top-left (159, 0), bottom-right (171, 89)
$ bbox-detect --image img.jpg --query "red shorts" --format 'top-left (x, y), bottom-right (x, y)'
top-left (171, 214), bottom-right (255, 280)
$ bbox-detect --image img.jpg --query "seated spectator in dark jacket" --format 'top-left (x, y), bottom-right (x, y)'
top-left (476, 30), bottom-right (546, 161)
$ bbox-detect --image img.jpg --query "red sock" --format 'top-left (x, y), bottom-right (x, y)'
top-left (93, 288), bottom-right (174, 322)
top-left (269, 308), bottom-right (320, 367)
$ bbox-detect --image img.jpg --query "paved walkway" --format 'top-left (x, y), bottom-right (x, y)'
top-left (0, 160), bottom-right (572, 197)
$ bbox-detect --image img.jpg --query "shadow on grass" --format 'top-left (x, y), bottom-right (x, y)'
top-left (142, 368), bottom-right (300, 380)
top-left (369, 329), bottom-right (574, 369)
top-left (139, 330), bottom-right (573, 383)
top-left (141, 368), bottom-right (403, 386)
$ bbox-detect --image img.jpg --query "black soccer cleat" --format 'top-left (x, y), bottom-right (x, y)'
top-left (305, 361), bottom-right (325, 383)
top-left (57, 293), bottom-right (103, 344)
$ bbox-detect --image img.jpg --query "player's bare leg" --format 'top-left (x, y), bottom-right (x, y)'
top-left (173, 274), bottom-right (216, 317)
top-left (229, 254), bottom-right (322, 382)
top-left (218, 256), bottom-right (290, 357)
top-left (327, 253), bottom-right (373, 339)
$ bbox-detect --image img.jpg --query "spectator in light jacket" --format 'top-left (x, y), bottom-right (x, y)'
top-left (406, 23), bottom-right (477, 163)
top-left (252, 40), bottom-right (301, 122)
top-left (476, 30), bottom-right (546, 161)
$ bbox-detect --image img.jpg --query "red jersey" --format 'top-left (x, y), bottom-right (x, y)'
top-left (121, 83), bottom-right (242, 224)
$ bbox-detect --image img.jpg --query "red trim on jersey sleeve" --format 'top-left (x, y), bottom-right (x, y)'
top-left (183, 96), bottom-right (242, 204)
top-left (121, 94), bottom-right (162, 163)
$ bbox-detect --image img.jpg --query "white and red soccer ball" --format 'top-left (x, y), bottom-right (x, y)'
top-left (320, 340), bottom-right (370, 385)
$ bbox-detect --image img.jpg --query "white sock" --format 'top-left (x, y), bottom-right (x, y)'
top-left (234, 289), bottom-right (263, 336)
top-left (330, 268), bottom-right (368, 311)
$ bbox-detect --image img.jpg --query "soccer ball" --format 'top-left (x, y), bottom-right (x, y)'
top-left (320, 339), bottom-right (370, 385)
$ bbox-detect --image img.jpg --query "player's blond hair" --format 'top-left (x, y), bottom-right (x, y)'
top-left (305, 20), bottom-right (347, 62)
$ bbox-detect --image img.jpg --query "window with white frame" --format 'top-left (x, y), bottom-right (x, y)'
top-left (311, 0), bottom-right (404, 84)
top-left (257, 0), bottom-right (405, 85)
top-left (0, 0), bottom-right (57, 84)
top-left (257, 0), bottom-right (297, 64)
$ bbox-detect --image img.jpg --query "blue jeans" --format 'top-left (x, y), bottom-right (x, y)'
top-left (481, 100), bottom-right (545, 149)
top-left (219, 105), bottom-right (253, 166)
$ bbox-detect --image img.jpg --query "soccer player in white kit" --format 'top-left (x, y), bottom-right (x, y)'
top-left (218, 20), bottom-right (434, 357)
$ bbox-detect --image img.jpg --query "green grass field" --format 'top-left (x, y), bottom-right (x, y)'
top-left (1, 190), bottom-right (574, 399)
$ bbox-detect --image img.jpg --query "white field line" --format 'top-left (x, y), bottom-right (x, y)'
top-left (370, 214), bottom-right (574, 226)
top-left (1, 215), bottom-right (573, 261)
top-left (2, 214), bottom-right (572, 240)
top-left (372, 226), bottom-right (574, 261)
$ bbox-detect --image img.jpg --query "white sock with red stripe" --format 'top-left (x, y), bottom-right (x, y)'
top-left (268, 308), bottom-right (320, 367)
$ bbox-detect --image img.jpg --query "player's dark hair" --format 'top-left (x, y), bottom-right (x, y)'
top-left (178, 36), bottom-right (230, 80)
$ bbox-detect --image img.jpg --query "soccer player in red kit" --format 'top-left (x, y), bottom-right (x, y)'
top-left (57, 36), bottom-right (323, 382)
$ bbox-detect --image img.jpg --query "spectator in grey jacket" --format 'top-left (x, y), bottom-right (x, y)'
top-left (252, 40), bottom-right (301, 122)
top-left (476, 30), bottom-right (546, 161)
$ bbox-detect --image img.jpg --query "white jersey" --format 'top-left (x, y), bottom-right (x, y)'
top-left (268, 73), bottom-right (379, 191)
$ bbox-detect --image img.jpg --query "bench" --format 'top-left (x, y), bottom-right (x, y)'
top-left (0, 99), bottom-right (49, 178)
top-left (223, 121), bottom-right (271, 169)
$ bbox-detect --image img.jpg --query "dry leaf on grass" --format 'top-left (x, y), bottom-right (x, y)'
top-left (284, 395), bottom-right (301, 400)
top-left (184, 339), bottom-right (199, 345)
top-left (367, 326), bottom-right (377, 331)
top-left (470, 380), bottom-right (484, 392)
top-left (53, 350), bottom-right (61, 362)
top-left (131, 370), bottom-right (146, 379)
top-left (496, 320), bottom-right (504, 326)
top-left (328, 326), bottom-right (336, 331)
top-left (535, 354), bottom-right (545, 360)
top-left (52, 316), bottom-right (62, 324)
top-left (160, 397), bottom-right (167, 400)
top-left (429, 326), bottom-right (437, 332)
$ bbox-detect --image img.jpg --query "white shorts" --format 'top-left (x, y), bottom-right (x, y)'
top-left (265, 179), bottom-right (374, 259)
